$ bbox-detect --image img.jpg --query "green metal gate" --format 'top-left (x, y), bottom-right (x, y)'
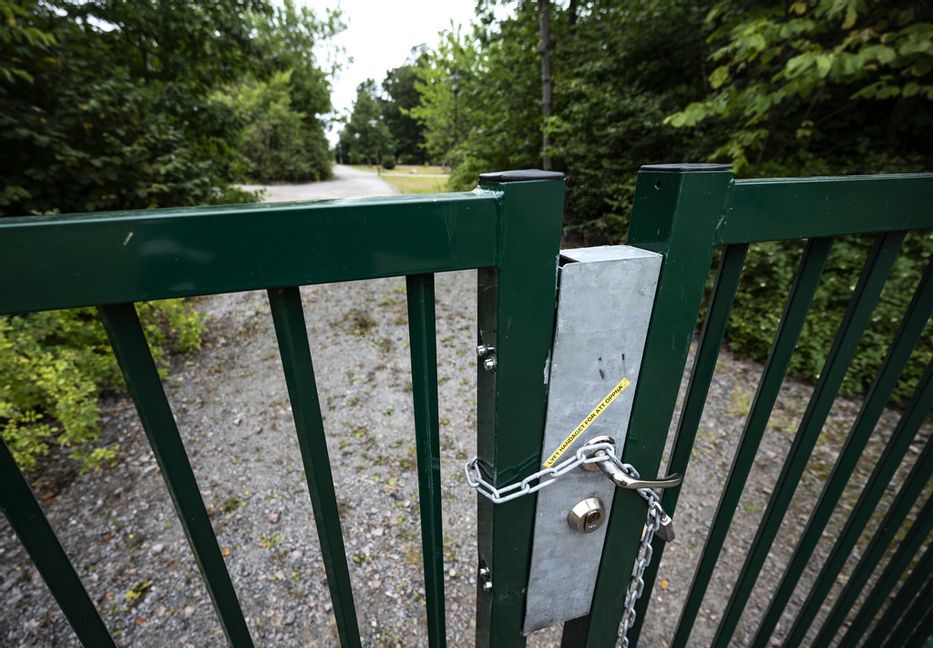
top-left (1, 165), bottom-right (931, 647)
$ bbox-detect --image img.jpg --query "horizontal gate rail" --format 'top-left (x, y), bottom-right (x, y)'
top-left (0, 192), bottom-right (499, 315)
top-left (720, 173), bottom-right (933, 243)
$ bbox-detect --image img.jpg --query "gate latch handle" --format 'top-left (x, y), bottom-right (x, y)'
top-left (581, 435), bottom-right (683, 490)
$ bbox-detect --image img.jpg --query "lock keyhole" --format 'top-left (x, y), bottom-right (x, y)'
top-left (568, 497), bottom-right (606, 533)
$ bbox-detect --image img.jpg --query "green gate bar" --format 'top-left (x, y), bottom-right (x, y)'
top-left (750, 258), bottom-right (933, 647)
top-left (267, 287), bottom-right (362, 647)
top-left (99, 303), bottom-right (254, 647)
top-left (791, 361), bottom-right (933, 647)
top-left (671, 236), bottom-right (832, 648)
top-left (862, 531), bottom-right (933, 646)
top-left (474, 171), bottom-right (565, 647)
top-left (710, 231), bottom-right (905, 647)
top-left (2, 168), bottom-right (932, 647)
top-left (0, 193), bottom-right (500, 315)
top-left (887, 571), bottom-right (933, 648)
top-left (627, 242), bottom-right (749, 642)
top-left (0, 437), bottom-right (116, 647)
top-left (405, 273), bottom-right (447, 648)
top-left (562, 164), bottom-right (735, 648)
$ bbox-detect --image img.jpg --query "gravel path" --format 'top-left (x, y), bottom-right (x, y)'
top-left (239, 165), bottom-right (398, 202)
top-left (1, 177), bottom-right (928, 647)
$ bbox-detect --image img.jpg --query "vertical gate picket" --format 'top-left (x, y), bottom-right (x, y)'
top-left (862, 536), bottom-right (933, 646)
top-left (792, 361), bottom-right (933, 647)
top-left (750, 258), bottom-right (933, 647)
top-left (710, 231), bottom-right (904, 647)
top-left (561, 164), bottom-right (734, 648)
top-left (626, 242), bottom-right (749, 643)
top-left (267, 287), bottom-right (362, 648)
top-left (99, 303), bottom-right (254, 648)
top-left (0, 438), bottom-right (115, 647)
top-left (405, 273), bottom-right (447, 648)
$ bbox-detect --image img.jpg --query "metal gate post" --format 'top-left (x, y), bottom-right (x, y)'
top-left (474, 170), bottom-right (565, 647)
top-left (561, 164), bottom-right (733, 647)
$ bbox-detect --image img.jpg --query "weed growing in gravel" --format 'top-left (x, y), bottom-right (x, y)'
top-left (259, 532), bottom-right (282, 549)
top-left (124, 580), bottom-right (153, 606)
top-left (221, 496), bottom-right (244, 513)
top-left (727, 386), bottom-right (752, 417)
top-left (342, 309), bottom-right (377, 336)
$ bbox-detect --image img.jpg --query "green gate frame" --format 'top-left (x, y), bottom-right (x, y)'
top-left (1, 165), bottom-right (932, 647)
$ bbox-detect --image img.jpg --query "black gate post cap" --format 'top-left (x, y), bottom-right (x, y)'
top-left (478, 169), bottom-right (566, 183)
top-left (640, 163), bottom-right (732, 173)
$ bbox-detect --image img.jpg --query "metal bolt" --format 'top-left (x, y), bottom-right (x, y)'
top-left (568, 497), bottom-right (606, 533)
top-left (478, 565), bottom-right (493, 592)
top-left (476, 344), bottom-right (494, 358)
top-left (483, 356), bottom-right (497, 372)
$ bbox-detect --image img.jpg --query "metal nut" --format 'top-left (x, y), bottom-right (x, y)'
top-left (568, 497), bottom-right (606, 533)
top-left (476, 344), bottom-right (494, 358)
top-left (483, 356), bottom-right (497, 372)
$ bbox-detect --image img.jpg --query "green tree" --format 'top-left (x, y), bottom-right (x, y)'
top-left (410, 0), bottom-right (932, 401)
top-left (667, 0), bottom-right (933, 174)
top-left (339, 80), bottom-right (395, 165)
top-left (241, 0), bottom-right (342, 181)
top-left (228, 70), bottom-right (332, 182)
top-left (381, 55), bottom-right (429, 164)
top-left (0, 0), bottom-right (342, 471)
top-left (410, 14), bottom-right (542, 187)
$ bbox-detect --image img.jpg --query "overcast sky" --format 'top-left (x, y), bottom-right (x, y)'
top-left (312, 0), bottom-right (478, 143)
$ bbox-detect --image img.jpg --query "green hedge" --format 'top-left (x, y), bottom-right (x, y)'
top-left (726, 233), bottom-right (932, 404)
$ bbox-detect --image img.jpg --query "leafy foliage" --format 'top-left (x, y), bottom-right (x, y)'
top-left (228, 70), bottom-right (332, 182)
top-left (236, 0), bottom-right (342, 182)
top-left (0, 1), bottom-right (339, 470)
top-left (407, 0), bottom-right (931, 400)
top-left (668, 0), bottom-right (933, 174)
top-left (338, 80), bottom-right (396, 165)
top-left (380, 57), bottom-right (429, 164)
top-left (0, 301), bottom-right (202, 471)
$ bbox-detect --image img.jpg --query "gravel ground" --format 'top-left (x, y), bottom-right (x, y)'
top-left (2, 178), bottom-right (928, 647)
top-left (238, 165), bottom-right (398, 202)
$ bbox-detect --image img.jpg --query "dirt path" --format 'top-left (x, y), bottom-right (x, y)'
top-left (1, 177), bottom-right (927, 647)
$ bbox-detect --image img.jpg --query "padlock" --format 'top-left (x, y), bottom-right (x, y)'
top-left (655, 511), bottom-right (675, 543)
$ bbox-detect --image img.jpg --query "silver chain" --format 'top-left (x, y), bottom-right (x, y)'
top-left (463, 447), bottom-right (667, 648)
top-left (463, 441), bottom-right (616, 504)
top-left (614, 463), bottom-right (664, 648)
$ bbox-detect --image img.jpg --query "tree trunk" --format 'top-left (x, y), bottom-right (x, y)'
top-left (538, 0), bottom-right (553, 170)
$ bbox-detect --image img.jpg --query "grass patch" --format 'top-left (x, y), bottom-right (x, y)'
top-left (350, 164), bottom-right (450, 194)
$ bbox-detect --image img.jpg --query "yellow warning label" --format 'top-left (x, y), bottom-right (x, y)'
top-left (543, 376), bottom-right (631, 468)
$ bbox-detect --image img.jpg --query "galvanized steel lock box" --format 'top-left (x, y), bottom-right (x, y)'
top-left (523, 245), bottom-right (661, 633)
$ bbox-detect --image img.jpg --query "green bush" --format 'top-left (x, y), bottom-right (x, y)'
top-left (0, 301), bottom-right (203, 472)
top-left (727, 233), bottom-right (932, 404)
top-left (232, 71), bottom-right (332, 183)
top-left (381, 156), bottom-right (396, 170)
